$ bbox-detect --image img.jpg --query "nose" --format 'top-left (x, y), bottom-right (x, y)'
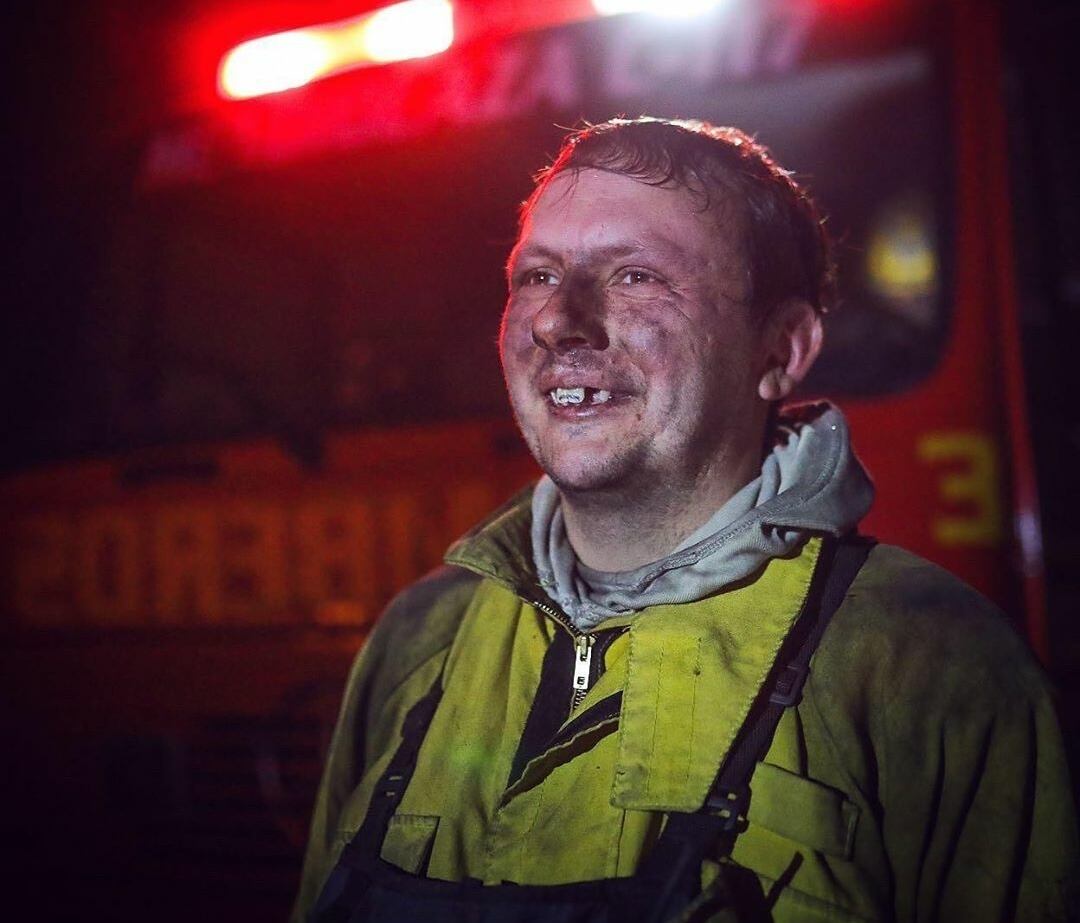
top-left (530, 277), bottom-right (609, 353)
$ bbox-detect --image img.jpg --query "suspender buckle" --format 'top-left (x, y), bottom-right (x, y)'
top-left (704, 785), bottom-right (751, 833)
top-left (769, 663), bottom-right (807, 707)
top-left (381, 771), bottom-right (408, 799)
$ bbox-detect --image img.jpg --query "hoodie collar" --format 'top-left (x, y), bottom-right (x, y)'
top-left (444, 402), bottom-right (873, 620)
top-left (532, 402), bottom-right (874, 629)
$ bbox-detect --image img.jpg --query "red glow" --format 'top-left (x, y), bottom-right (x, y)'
top-left (813, 0), bottom-right (885, 10)
top-left (362, 0), bottom-right (455, 62)
top-left (220, 31), bottom-right (337, 98)
top-left (592, 0), bottom-right (730, 17)
top-left (217, 0), bottom-right (454, 100)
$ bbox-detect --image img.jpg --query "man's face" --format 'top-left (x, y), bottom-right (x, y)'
top-left (500, 168), bottom-right (773, 496)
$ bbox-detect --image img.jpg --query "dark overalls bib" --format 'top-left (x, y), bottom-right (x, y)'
top-left (311, 538), bottom-right (873, 923)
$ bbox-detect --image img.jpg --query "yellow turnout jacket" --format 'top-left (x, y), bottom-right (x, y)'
top-left (292, 492), bottom-right (1078, 922)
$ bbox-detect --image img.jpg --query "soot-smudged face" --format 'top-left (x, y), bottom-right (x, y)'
top-left (500, 169), bottom-right (774, 496)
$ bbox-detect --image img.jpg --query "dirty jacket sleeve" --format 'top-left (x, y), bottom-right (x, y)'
top-left (809, 546), bottom-right (1079, 922)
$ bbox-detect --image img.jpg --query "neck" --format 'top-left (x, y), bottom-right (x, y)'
top-left (559, 451), bottom-right (761, 572)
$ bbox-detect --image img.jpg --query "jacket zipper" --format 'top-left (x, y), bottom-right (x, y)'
top-left (571, 635), bottom-right (595, 711)
top-left (529, 597), bottom-right (613, 714)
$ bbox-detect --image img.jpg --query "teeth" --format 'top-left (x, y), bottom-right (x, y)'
top-left (548, 387), bottom-right (614, 407)
top-left (552, 387), bottom-right (586, 406)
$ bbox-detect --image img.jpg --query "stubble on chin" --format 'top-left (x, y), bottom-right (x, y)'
top-left (536, 436), bottom-right (653, 497)
top-left (510, 391), bottom-right (652, 495)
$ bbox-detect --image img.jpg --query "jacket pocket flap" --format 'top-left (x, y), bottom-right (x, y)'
top-left (380, 813), bottom-right (440, 874)
top-left (746, 762), bottom-right (859, 859)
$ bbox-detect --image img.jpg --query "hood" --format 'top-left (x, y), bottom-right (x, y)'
top-left (530, 401), bottom-right (875, 630)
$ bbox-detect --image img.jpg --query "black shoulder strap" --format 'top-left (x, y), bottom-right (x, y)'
top-left (641, 534), bottom-right (875, 918)
top-left (310, 678), bottom-right (445, 921)
top-left (704, 534), bottom-right (875, 826)
top-left (334, 677), bottom-right (445, 873)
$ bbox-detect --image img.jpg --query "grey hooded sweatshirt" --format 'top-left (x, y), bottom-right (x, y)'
top-left (531, 402), bottom-right (876, 631)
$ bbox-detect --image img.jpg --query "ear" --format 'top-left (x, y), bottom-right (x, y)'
top-left (757, 299), bottom-right (824, 402)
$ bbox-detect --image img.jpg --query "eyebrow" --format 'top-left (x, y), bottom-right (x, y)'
top-left (505, 243), bottom-right (563, 278)
top-left (506, 237), bottom-right (694, 280)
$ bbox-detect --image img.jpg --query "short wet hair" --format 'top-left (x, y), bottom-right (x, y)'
top-left (521, 117), bottom-right (835, 317)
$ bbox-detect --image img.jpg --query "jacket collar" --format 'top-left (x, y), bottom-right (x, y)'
top-left (445, 486), bottom-right (825, 813)
top-left (444, 486), bottom-right (543, 600)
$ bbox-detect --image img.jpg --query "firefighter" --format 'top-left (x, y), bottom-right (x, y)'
top-left (291, 118), bottom-right (1078, 922)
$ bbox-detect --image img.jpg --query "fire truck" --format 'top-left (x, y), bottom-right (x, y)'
top-left (4, 0), bottom-right (1076, 919)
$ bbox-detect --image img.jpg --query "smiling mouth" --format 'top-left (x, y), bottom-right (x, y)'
top-left (548, 386), bottom-right (612, 407)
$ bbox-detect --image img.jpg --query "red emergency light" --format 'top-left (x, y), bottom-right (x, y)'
top-left (218, 0), bottom-right (455, 100)
top-left (592, 0), bottom-right (729, 16)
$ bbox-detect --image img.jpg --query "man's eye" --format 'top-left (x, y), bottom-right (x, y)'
top-left (617, 269), bottom-right (658, 285)
top-left (523, 269), bottom-right (559, 286)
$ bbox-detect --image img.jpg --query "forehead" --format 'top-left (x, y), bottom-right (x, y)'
top-left (516, 169), bottom-right (740, 264)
